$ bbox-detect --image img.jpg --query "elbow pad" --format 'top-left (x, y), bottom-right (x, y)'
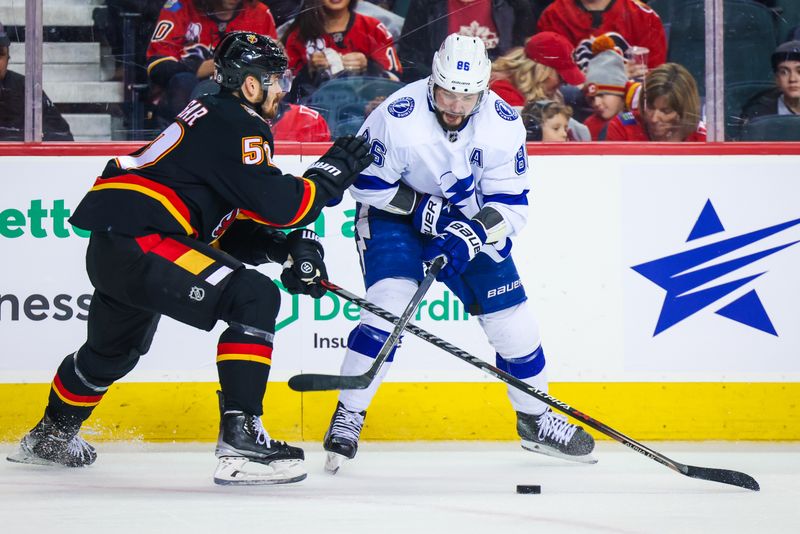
top-left (382, 182), bottom-right (420, 215)
top-left (473, 206), bottom-right (508, 244)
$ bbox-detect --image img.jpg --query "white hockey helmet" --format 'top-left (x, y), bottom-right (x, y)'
top-left (428, 34), bottom-right (491, 113)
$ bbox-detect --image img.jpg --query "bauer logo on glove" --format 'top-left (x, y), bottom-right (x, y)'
top-left (448, 221), bottom-right (483, 255)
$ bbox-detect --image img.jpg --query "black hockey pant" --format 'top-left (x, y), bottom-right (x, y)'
top-left (46, 231), bottom-right (281, 429)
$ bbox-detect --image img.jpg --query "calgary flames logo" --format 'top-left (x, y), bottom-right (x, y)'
top-left (212, 209), bottom-right (239, 240)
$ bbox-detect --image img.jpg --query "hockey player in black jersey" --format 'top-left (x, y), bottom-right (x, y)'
top-left (6, 32), bottom-right (374, 485)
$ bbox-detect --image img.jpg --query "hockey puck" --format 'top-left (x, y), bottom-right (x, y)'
top-left (516, 485), bottom-right (541, 494)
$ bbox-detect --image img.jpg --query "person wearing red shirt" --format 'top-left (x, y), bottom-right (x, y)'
top-left (283, 0), bottom-right (402, 102)
top-left (606, 63), bottom-right (706, 142)
top-left (581, 35), bottom-right (640, 140)
top-left (537, 0), bottom-right (666, 69)
top-left (146, 0), bottom-right (277, 125)
top-left (398, 0), bottom-right (535, 82)
top-left (272, 102), bottom-right (332, 142)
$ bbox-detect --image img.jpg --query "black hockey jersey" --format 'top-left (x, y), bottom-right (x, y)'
top-left (70, 92), bottom-right (330, 243)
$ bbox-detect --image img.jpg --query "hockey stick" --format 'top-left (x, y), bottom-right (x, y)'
top-left (314, 282), bottom-right (760, 492)
top-left (287, 256), bottom-right (445, 392)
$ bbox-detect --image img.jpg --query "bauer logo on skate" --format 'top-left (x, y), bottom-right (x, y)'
top-left (631, 199), bottom-right (800, 336)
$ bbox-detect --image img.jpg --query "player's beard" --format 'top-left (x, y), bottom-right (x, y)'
top-left (434, 109), bottom-right (466, 132)
top-left (260, 91), bottom-right (282, 120)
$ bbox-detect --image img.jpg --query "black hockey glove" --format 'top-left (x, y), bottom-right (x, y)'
top-left (217, 220), bottom-right (288, 266)
top-left (303, 135), bottom-right (374, 197)
top-left (280, 229), bottom-right (328, 299)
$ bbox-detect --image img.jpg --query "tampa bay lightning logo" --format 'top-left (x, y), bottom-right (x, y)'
top-left (442, 172), bottom-right (475, 210)
top-left (632, 199), bottom-right (800, 336)
top-left (494, 100), bottom-right (518, 121)
top-left (388, 96), bottom-right (414, 118)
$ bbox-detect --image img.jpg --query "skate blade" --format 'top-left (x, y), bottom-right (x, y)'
top-left (213, 456), bottom-right (307, 486)
top-left (324, 451), bottom-right (347, 474)
top-left (6, 449), bottom-right (58, 467)
top-left (521, 440), bottom-right (598, 464)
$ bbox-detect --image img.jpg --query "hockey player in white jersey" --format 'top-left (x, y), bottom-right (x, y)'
top-left (322, 34), bottom-right (596, 474)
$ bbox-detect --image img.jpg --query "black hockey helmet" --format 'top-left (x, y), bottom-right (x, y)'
top-left (214, 32), bottom-right (289, 91)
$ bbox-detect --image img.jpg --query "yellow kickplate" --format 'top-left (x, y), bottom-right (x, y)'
top-left (1, 382), bottom-right (797, 442)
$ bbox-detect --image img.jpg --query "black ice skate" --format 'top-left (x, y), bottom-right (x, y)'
top-left (214, 409), bottom-right (306, 485)
top-left (517, 409), bottom-right (597, 464)
top-left (6, 414), bottom-right (96, 467)
top-left (323, 401), bottom-right (366, 474)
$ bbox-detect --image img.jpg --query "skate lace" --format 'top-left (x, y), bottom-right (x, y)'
top-left (249, 416), bottom-right (273, 448)
top-left (65, 435), bottom-right (93, 460)
top-left (536, 411), bottom-right (578, 445)
top-left (331, 408), bottom-right (364, 442)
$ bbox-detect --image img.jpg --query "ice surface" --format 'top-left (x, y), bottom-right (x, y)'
top-left (1, 441), bottom-right (797, 534)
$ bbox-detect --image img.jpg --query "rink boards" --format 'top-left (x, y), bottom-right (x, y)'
top-left (0, 144), bottom-right (798, 441)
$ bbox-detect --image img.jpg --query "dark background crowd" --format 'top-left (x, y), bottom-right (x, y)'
top-left (1, 0), bottom-right (799, 142)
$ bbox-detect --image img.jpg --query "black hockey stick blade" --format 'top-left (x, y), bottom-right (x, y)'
top-left (683, 465), bottom-right (760, 491)
top-left (287, 372), bottom-right (371, 392)
top-left (288, 257), bottom-right (445, 392)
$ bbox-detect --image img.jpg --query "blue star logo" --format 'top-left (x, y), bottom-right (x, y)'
top-left (631, 199), bottom-right (800, 336)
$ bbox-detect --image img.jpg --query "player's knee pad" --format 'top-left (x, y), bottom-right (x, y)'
top-left (495, 345), bottom-right (546, 380)
top-left (362, 277), bottom-right (418, 331)
top-left (218, 268), bottom-right (281, 333)
top-left (346, 323), bottom-right (397, 362)
top-left (478, 301), bottom-right (541, 358)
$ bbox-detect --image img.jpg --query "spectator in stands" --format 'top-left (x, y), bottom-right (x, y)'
top-left (271, 101), bottom-right (332, 142)
top-left (523, 31), bottom-right (590, 139)
top-left (262, 0), bottom-right (303, 28)
top-left (146, 0), bottom-right (277, 126)
top-left (357, 0), bottom-right (405, 40)
top-left (397, 0), bottom-right (535, 82)
top-left (0, 22), bottom-right (73, 142)
top-left (521, 99), bottom-right (572, 141)
top-left (572, 30), bottom-right (649, 80)
top-left (524, 31), bottom-right (585, 92)
top-left (283, 0), bottom-right (402, 103)
top-left (741, 40), bottom-right (800, 122)
top-left (606, 62), bottom-right (706, 142)
top-left (537, 0), bottom-right (666, 69)
top-left (530, 0), bottom-right (555, 22)
top-left (490, 47), bottom-right (543, 108)
top-left (581, 35), bottom-right (640, 140)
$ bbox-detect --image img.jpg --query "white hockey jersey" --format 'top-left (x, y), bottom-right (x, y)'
top-left (352, 79), bottom-right (532, 250)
